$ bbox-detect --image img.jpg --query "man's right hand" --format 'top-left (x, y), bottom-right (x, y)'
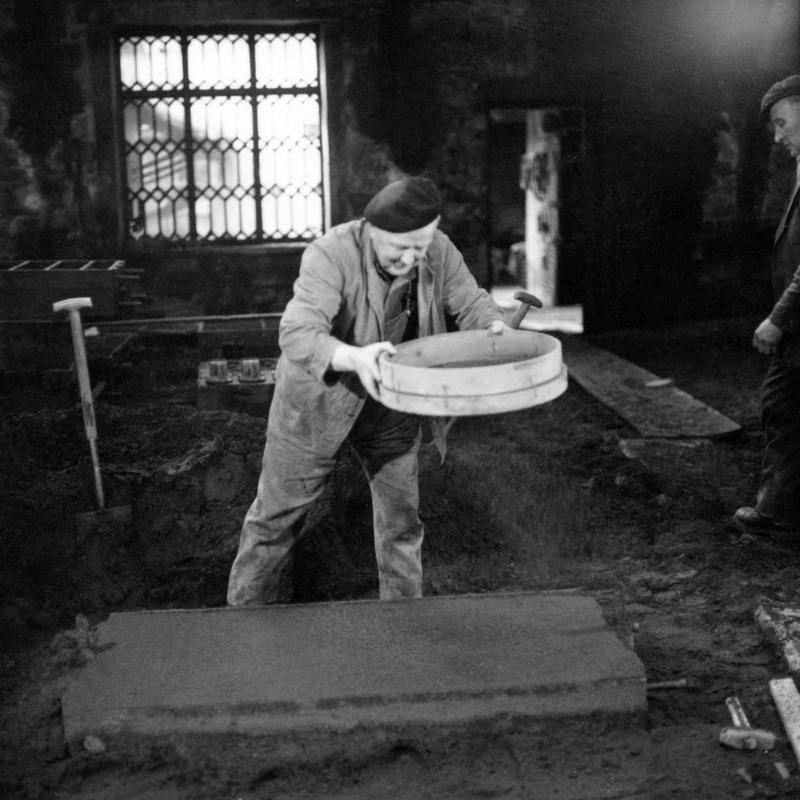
top-left (753, 318), bottom-right (784, 355)
top-left (330, 341), bottom-right (397, 400)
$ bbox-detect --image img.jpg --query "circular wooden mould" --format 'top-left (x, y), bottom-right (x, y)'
top-left (378, 329), bottom-right (567, 416)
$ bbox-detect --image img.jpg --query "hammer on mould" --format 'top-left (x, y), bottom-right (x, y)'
top-left (509, 290), bottom-right (544, 329)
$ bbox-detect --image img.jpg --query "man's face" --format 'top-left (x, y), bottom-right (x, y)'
top-left (369, 217), bottom-right (440, 277)
top-left (770, 97), bottom-right (800, 159)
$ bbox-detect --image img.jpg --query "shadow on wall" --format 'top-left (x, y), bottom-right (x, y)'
top-left (349, 0), bottom-right (443, 174)
top-left (1, 0), bottom-right (99, 259)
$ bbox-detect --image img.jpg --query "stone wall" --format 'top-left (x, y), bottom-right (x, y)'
top-left (0, 0), bottom-right (797, 330)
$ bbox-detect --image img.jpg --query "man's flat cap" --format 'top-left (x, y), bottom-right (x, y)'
top-left (761, 75), bottom-right (800, 121)
top-left (363, 177), bottom-right (442, 233)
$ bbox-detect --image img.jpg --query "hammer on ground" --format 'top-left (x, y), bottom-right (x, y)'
top-left (509, 290), bottom-right (544, 329)
top-left (719, 695), bottom-right (778, 750)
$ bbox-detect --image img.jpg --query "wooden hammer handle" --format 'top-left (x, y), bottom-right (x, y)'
top-left (725, 696), bottom-right (751, 728)
top-left (53, 296), bottom-right (106, 509)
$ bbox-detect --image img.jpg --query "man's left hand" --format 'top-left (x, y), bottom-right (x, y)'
top-left (487, 320), bottom-right (510, 336)
top-left (753, 318), bottom-right (784, 355)
top-left (330, 341), bottom-right (396, 400)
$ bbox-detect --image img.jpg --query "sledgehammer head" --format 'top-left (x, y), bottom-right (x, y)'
top-left (53, 297), bottom-right (93, 314)
top-left (509, 290), bottom-right (544, 329)
top-left (719, 726), bottom-right (778, 750)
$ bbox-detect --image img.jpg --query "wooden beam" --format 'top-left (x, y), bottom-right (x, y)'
top-left (770, 678), bottom-right (800, 768)
top-left (561, 336), bottom-right (740, 438)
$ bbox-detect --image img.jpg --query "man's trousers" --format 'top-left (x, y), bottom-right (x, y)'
top-left (756, 355), bottom-right (800, 528)
top-left (227, 398), bottom-right (424, 605)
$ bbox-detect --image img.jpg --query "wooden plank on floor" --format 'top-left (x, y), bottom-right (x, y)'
top-left (755, 600), bottom-right (800, 674)
top-left (560, 336), bottom-right (740, 438)
top-left (770, 678), bottom-right (800, 770)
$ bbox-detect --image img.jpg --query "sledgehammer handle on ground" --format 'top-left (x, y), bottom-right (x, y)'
top-left (509, 290), bottom-right (544, 329)
top-left (719, 695), bottom-right (778, 750)
top-left (53, 297), bottom-right (105, 510)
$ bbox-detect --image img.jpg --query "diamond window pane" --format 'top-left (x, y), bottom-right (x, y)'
top-left (152, 99), bottom-right (185, 143)
top-left (123, 103), bottom-right (155, 146)
top-left (190, 97), bottom-right (253, 151)
top-left (210, 196), bottom-right (226, 236)
top-left (276, 194), bottom-right (292, 236)
top-left (187, 34), bottom-right (251, 90)
top-left (119, 36), bottom-right (183, 91)
top-left (159, 200), bottom-right (175, 238)
top-left (242, 197), bottom-right (257, 236)
top-left (143, 199), bottom-right (158, 236)
top-left (255, 32), bottom-right (318, 89)
top-left (258, 94), bottom-right (319, 141)
top-left (125, 152), bottom-right (142, 192)
top-left (196, 196), bottom-right (211, 237)
top-left (175, 198), bottom-right (190, 237)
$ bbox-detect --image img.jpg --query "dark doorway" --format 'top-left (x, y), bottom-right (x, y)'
top-left (486, 107), bottom-right (587, 312)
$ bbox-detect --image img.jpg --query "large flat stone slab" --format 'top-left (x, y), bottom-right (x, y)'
top-left (61, 592), bottom-right (645, 745)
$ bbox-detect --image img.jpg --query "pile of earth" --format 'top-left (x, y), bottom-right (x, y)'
top-left (0, 401), bottom-right (380, 627)
top-left (0, 391), bottom-right (554, 632)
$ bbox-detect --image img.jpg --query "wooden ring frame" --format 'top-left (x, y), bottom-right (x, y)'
top-left (378, 329), bottom-right (567, 416)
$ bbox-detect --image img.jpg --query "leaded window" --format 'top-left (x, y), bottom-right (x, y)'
top-left (116, 26), bottom-right (326, 243)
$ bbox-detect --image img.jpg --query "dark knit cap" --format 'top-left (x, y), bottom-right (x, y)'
top-left (363, 177), bottom-right (442, 233)
top-left (760, 75), bottom-right (800, 121)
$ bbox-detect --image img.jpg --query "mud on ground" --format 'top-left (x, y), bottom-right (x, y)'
top-left (2, 314), bottom-right (800, 799)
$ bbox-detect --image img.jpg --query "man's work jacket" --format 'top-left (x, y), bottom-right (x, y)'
top-left (771, 173), bottom-right (800, 365)
top-left (268, 219), bottom-right (505, 454)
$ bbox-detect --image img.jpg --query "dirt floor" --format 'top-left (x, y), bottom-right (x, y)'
top-left (2, 312), bottom-right (800, 798)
